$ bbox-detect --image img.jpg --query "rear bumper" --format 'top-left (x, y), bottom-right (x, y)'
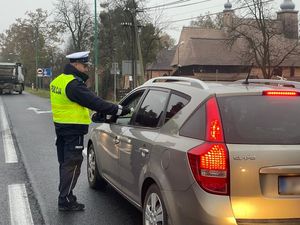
top-left (0, 83), bottom-right (22, 90)
top-left (162, 183), bottom-right (237, 225)
top-left (236, 218), bottom-right (300, 225)
top-left (0, 83), bottom-right (14, 89)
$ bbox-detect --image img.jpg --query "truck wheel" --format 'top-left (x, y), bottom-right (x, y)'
top-left (0, 89), bottom-right (2, 95)
top-left (18, 85), bottom-right (24, 94)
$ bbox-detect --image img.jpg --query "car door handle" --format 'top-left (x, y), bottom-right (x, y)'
top-left (139, 147), bottom-right (149, 157)
top-left (114, 136), bottom-right (120, 144)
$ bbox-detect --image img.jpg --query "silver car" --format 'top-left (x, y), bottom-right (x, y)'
top-left (87, 77), bottom-right (300, 225)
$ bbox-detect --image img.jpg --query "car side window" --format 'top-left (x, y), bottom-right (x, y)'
top-left (179, 104), bottom-right (206, 140)
top-left (115, 90), bottom-right (145, 125)
top-left (132, 89), bottom-right (169, 128)
top-left (164, 93), bottom-right (189, 123)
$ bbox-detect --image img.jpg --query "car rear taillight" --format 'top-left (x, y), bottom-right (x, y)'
top-left (263, 90), bottom-right (300, 96)
top-left (206, 97), bottom-right (224, 142)
top-left (187, 97), bottom-right (229, 195)
top-left (188, 143), bottom-right (229, 195)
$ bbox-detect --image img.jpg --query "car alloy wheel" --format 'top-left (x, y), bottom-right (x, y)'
top-left (87, 143), bottom-right (107, 190)
top-left (143, 184), bottom-right (168, 225)
top-left (87, 144), bottom-right (96, 183)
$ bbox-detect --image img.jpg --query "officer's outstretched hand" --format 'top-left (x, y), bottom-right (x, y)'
top-left (120, 106), bottom-right (131, 116)
top-left (91, 112), bottom-right (106, 123)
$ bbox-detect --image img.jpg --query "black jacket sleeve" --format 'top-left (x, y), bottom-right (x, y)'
top-left (65, 79), bottom-right (119, 115)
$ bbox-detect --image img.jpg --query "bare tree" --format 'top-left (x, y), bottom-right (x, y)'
top-left (0, 8), bottom-right (64, 84)
top-left (53, 0), bottom-right (93, 52)
top-left (190, 13), bottom-right (223, 29)
top-left (228, 0), bottom-right (299, 78)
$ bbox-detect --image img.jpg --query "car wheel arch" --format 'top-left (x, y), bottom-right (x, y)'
top-left (141, 177), bottom-right (156, 206)
top-left (141, 175), bottom-right (166, 203)
top-left (87, 139), bottom-right (93, 151)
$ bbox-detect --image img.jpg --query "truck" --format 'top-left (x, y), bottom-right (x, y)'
top-left (0, 62), bottom-right (24, 94)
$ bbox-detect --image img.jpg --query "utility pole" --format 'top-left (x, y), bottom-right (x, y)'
top-left (35, 26), bottom-right (39, 90)
top-left (131, 0), bottom-right (144, 86)
top-left (94, 0), bottom-right (99, 95)
top-left (131, 18), bottom-right (136, 89)
top-left (121, 1), bottom-right (144, 89)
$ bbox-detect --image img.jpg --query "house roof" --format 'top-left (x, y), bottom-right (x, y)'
top-left (281, 53), bottom-right (300, 67)
top-left (171, 27), bottom-right (241, 66)
top-left (172, 37), bottom-right (248, 66)
top-left (178, 27), bottom-right (227, 42)
top-left (171, 26), bottom-right (300, 68)
top-left (146, 48), bottom-right (175, 71)
top-left (171, 27), bottom-right (248, 66)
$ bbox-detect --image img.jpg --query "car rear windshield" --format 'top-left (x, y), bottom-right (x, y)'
top-left (217, 95), bottom-right (300, 144)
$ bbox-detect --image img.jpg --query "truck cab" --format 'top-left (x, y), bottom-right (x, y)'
top-left (0, 62), bottom-right (24, 94)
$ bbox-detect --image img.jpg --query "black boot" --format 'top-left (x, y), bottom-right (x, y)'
top-left (67, 192), bottom-right (77, 202)
top-left (58, 196), bottom-right (85, 211)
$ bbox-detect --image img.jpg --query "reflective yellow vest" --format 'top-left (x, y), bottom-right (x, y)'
top-left (50, 74), bottom-right (91, 125)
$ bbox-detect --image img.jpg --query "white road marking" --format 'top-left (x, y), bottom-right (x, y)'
top-left (8, 184), bottom-right (34, 225)
top-left (0, 97), bottom-right (18, 163)
top-left (27, 107), bottom-right (51, 114)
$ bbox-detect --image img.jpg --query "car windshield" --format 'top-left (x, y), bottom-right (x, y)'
top-left (217, 95), bottom-right (300, 144)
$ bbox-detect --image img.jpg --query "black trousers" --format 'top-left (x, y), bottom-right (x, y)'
top-left (56, 134), bottom-right (84, 201)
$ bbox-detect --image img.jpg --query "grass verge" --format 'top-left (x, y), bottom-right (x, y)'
top-left (25, 87), bottom-right (50, 98)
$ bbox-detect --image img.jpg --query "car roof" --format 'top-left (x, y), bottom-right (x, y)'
top-left (141, 77), bottom-right (300, 96)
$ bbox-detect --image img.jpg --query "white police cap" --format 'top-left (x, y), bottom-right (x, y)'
top-left (66, 51), bottom-right (91, 65)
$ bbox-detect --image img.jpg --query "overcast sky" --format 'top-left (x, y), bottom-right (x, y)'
top-left (0, 0), bottom-right (290, 43)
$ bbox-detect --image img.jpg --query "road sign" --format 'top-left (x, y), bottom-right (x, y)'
top-left (122, 60), bottom-right (141, 76)
top-left (110, 62), bottom-right (120, 75)
top-left (43, 68), bottom-right (52, 77)
top-left (36, 68), bottom-right (52, 77)
top-left (37, 68), bottom-right (43, 77)
top-left (37, 68), bottom-right (43, 74)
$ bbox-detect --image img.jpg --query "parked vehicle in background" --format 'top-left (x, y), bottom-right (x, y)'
top-left (0, 62), bottom-right (24, 94)
top-left (87, 77), bottom-right (300, 225)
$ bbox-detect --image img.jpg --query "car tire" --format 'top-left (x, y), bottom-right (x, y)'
top-left (87, 143), bottom-right (107, 190)
top-left (143, 184), bottom-right (168, 225)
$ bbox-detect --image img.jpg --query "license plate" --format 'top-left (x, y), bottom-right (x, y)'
top-left (279, 176), bottom-right (300, 195)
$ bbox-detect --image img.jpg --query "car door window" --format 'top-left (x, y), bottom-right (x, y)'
top-left (179, 104), bottom-right (206, 140)
top-left (115, 90), bottom-right (145, 125)
top-left (133, 89), bottom-right (169, 128)
top-left (164, 93), bottom-right (189, 123)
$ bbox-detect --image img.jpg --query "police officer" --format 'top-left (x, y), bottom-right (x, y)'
top-left (50, 51), bottom-right (130, 211)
